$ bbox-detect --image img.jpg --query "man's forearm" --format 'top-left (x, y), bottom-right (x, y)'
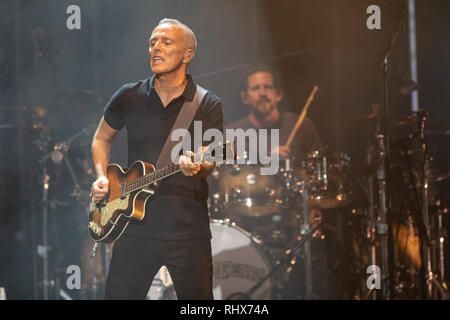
top-left (92, 138), bottom-right (112, 178)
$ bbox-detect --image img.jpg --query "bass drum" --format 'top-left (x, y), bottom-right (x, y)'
top-left (146, 219), bottom-right (273, 300)
top-left (211, 219), bottom-right (273, 299)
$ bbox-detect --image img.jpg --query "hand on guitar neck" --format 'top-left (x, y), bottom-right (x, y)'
top-left (179, 146), bottom-right (215, 177)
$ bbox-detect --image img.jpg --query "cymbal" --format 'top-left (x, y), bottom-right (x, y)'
top-left (395, 117), bottom-right (450, 126)
top-left (354, 113), bottom-right (450, 127)
top-left (435, 172), bottom-right (450, 183)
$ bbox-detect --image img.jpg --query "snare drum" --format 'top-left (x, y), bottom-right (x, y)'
top-left (210, 163), bottom-right (290, 218)
top-left (146, 219), bottom-right (273, 300)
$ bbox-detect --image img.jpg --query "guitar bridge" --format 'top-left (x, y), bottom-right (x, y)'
top-left (88, 221), bottom-right (102, 236)
top-left (89, 201), bottom-right (96, 213)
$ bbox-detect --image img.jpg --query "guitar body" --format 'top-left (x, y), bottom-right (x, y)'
top-left (88, 143), bottom-right (234, 246)
top-left (88, 161), bottom-right (155, 243)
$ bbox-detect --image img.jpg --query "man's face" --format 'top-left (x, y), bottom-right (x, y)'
top-left (149, 24), bottom-right (191, 75)
top-left (241, 71), bottom-right (282, 117)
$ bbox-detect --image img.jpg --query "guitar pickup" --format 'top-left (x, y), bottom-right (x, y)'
top-left (141, 187), bottom-right (155, 195)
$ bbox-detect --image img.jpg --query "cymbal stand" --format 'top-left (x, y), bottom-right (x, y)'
top-left (416, 112), bottom-right (448, 299)
top-left (399, 136), bottom-right (427, 299)
top-left (433, 205), bottom-right (449, 299)
top-left (280, 158), bottom-right (294, 208)
top-left (366, 139), bottom-right (377, 300)
top-left (436, 205), bottom-right (448, 291)
top-left (39, 167), bottom-right (51, 300)
top-left (375, 132), bottom-right (390, 299)
top-left (300, 181), bottom-right (314, 299)
top-left (377, 5), bottom-right (408, 298)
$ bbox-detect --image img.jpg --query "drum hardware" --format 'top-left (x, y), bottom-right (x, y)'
top-left (293, 151), bottom-right (351, 209)
top-left (366, 139), bottom-right (377, 300)
top-left (299, 180), bottom-right (313, 299)
top-left (435, 203), bottom-right (448, 286)
top-left (40, 167), bottom-right (51, 300)
top-left (386, 110), bottom-right (450, 299)
top-left (377, 4), bottom-right (410, 297)
top-left (375, 133), bottom-right (390, 300)
top-left (414, 111), bottom-right (448, 299)
top-left (226, 222), bottom-right (322, 300)
top-left (220, 178), bottom-right (325, 300)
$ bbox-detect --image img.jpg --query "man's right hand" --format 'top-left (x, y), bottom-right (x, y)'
top-left (271, 145), bottom-right (291, 160)
top-left (91, 175), bottom-right (109, 203)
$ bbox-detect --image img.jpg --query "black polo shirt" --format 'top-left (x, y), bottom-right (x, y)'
top-left (103, 74), bottom-right (223, 240)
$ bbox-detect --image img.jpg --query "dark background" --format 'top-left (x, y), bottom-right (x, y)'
top-left (0, 0), bottom-right (449, 299)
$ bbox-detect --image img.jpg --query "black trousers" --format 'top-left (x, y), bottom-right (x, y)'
top-left (105, 235), bottom-right (213, 300)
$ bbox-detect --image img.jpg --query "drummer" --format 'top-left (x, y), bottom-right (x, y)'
top-left (226, 64), bottom-right (324, 160)
top-left (225, 64), bottom-right (329, 299)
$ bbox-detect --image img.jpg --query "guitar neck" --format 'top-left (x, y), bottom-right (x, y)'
top-left (121, 143), bottom-right (231, 196)
top-left (123, 163), bottom-right (181, 195)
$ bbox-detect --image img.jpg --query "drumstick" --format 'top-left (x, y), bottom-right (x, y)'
top-left (285, 85), bottom-right (319, 148)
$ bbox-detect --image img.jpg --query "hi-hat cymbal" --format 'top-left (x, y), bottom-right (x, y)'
top-left (395, 117), bottom-right (450, 126)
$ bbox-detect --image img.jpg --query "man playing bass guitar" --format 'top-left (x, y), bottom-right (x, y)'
top-left (91, 18), bottom-right (223, 300)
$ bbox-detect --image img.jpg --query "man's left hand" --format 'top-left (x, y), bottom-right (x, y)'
top-left (179, 148), bottom-right (215, 177)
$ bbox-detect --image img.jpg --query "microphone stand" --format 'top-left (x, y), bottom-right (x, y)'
top-left (377, 8), bottom-right (407, 300)
top-left (39, 124), bottom-right (95, 299)
top-left (40, 168), bottom-right (51, 300)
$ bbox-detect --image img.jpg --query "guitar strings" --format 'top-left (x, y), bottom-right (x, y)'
top-left (103, 145), bottom-right (222, 197)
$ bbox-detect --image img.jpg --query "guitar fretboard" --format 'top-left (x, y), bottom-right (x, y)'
top-left (121, 148), bottom-right (220, 195)
top-left (123, 163), bottom-right (180, 195)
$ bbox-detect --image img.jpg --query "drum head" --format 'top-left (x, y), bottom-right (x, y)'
top-left (211, 220), bottom-right (273, 299)
top-left (218, 164), bottom-right (284, 217)
top-left (145, 220), bottom-right (273, 300)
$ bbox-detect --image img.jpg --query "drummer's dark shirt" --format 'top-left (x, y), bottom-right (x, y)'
top-left (103, 74), bottom-right (223, 239)
top-left (225, 112), bottom-right (324, 159)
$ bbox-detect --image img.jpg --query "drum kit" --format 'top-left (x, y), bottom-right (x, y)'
top-left (146, 150), bottom-right (355, 300)
top-left (207, 151), bottom-right (355, 300)
top-left (146, 112), bottom-right (450, 301)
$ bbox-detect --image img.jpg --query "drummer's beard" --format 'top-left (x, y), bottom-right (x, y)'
top-left (251, 97), bottom-right (275, 118)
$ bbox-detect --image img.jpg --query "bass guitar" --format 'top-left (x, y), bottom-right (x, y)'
top-left (88, 143), bottom-right (233, 253)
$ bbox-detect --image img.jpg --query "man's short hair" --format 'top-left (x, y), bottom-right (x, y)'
top-left (242, 64), bottom-right (282, 93)
top-left (157, 18), bottom-right (197, 50)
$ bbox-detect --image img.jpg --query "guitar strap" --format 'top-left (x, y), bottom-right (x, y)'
top-left (155, 84), bottom-right (207, 169)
